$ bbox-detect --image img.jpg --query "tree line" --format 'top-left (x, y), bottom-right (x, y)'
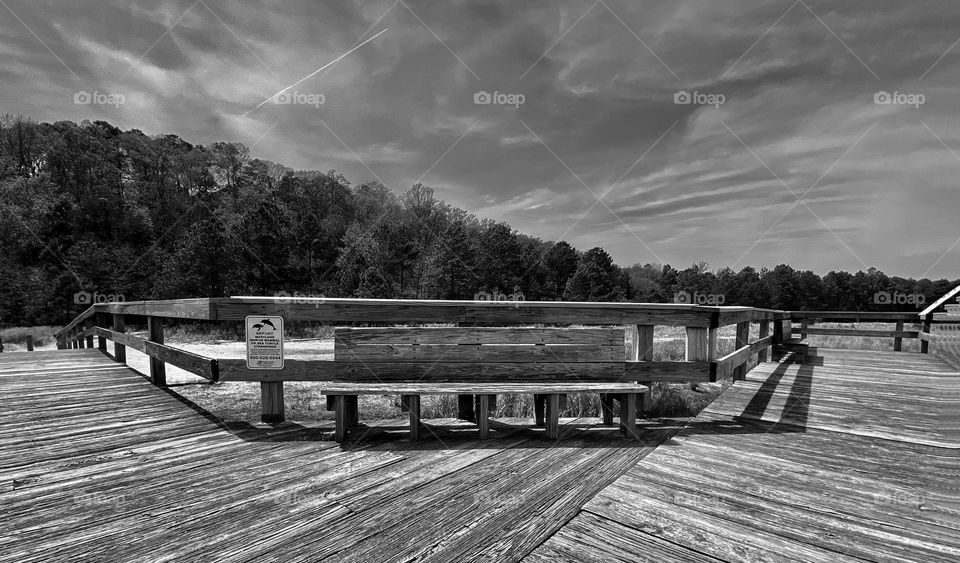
top-left (0, 114), bottom-right (955, 326)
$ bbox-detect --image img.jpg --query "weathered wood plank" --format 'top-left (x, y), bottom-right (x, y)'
top-left (218, 359), bottom-right (628, 382)
top-left (335, 327), bottom-right (625, 346)
top-left (334, 343), bottom-right (625, 362)
top-left (322, 382), bottom-right (648, 395)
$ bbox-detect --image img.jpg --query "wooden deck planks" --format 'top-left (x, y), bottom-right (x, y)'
top-left (530, 349), bottom-right (960, 563)
top-left (0, 350), bottom-right (682, 563)
top-left (3, 347), bottom-right (959, 562)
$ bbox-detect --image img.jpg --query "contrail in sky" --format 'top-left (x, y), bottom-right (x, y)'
top-left (244, 28), bottom-right (388, 116)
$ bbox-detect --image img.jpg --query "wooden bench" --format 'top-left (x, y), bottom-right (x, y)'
top-left (324, 327), bottom-right (648, 442)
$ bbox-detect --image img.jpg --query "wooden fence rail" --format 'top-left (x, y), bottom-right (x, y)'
top-left (52, 293), bottom-right (959, 423)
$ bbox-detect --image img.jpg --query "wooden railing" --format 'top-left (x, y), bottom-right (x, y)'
top-left (54, 297), bottom-right (793, 422)
top-left (55, 292), bottom-right (960, 422)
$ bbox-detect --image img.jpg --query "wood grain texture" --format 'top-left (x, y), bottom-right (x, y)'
top-left (10, 336), bottom-right (958, 562)
top-left (531, 348), bottom-right (960, 562)
top-left (336, 327), bottom-right (625, 346)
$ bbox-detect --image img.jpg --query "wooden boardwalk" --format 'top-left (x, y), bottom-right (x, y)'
top-left (528, 348), bottom-right (960, 562)
top-left (2, 348), bottom-right (958, 562)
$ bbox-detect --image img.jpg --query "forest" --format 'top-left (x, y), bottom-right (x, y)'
top-left (1, 114), bottom-right (955, 326)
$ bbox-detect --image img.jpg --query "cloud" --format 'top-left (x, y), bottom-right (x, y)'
top-left (2, 0), bottom-right (959, 277)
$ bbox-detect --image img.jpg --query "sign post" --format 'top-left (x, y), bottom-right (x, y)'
top-left (245, 316), bottom-right (284, 370)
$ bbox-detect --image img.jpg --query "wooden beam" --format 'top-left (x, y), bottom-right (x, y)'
top-left (148, 316), bottom-right (166, 387)
top-left (919, 284), bottom-right (960, 316)
top-left (630, 325), bottom-right (654, 414)
top-left (404, 394), bottom-right (420, 441)
top-left (84, 317), bottom-right (94, 348)
top-left (333, 395), bottom-right (348, 442)
top-left (458, 394), bottom-right (475, 422)
top-left (757, 320), bottom-right (770, 362)
top-left (621, 393), bottom-right (638, 440)
top-left (803, 327), bottom-right (919, 338)
top-left (921, 314), bottom-right (932, 354)
top-left (545, 394), bottom-right (561, 440)
top-left (25, 335), bottom-right (34, 352)
top-left (477, 394), bottom-right (490, 440)
top-left (600, 393), bottom-right (614, 426)
top-left (112, 313), bottom-right (126, 364)
top-left (894, 320), bottom-right (904, 352)
top-left (260, 382), bottom-right (285, 424)
top-left (733, 321), bottom-right (750, 381)
top-left (214, 297), bottom-right (719, 326)
top-left (534, 394), bottom-right (545, 427)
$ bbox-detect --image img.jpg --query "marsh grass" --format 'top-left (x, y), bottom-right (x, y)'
top-left (0, 325), bottom-right (61, 350)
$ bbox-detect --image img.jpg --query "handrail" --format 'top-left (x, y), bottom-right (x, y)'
top-left (919, 284), bottom-right (960, 317)
top-left (54, 296), bottom-right (946, 424)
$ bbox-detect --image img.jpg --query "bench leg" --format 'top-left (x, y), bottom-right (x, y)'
top-left (545, 394), bottom-right (561, 440)
top-left (458, 394), bottom-right (475, 422)
top-left (346, 395), bottom-right (359, 427)
top-left (260, 382), bottom-right (284, 424)
top-left (534, 394), bottom-right (546, 427)
top-left (404, 395), bottom-right (420, 441)
top-left (474, 394), bottom-right (496, 417)
top-left (600, 393), bottom-right (614, 426)
top-left (333, 395), bottom-right (348, 443)
top-left (621, 393), bottom-right (639, 440)
top-left (478, 395), bottom-right (490, 440)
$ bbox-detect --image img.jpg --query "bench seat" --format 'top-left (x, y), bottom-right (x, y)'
top-left (322, 382), bottom-right (648, 395)
top-left (328, 326), bottom-right (646, 443)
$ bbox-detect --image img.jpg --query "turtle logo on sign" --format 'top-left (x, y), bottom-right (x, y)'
top-left (246, 315), bottom-right (284, 370)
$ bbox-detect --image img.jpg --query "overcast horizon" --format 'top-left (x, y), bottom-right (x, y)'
top-left (3, 0), bottom-right (959, 278)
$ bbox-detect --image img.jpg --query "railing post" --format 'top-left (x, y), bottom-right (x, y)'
top-left (772, 319), bottom-right (785, 361)
top-left (148, 316), bottom-right (166, 386)
top-left (26, 334), bottom-right (34, 352)
top-left (800, 318), bottom-right (808, 340)
top-left (630, 325), bottom-right (655, 414)
top-left (113, 313), bottom-right (126, 363)
top-left (733, 321), bottom-right (750, 381)
top-left (920, 313), bottom-right (932, 354)
top-left (261, 382), bottom-right (285, 423)
top-left (894, 320), bottom-right (904, 352)
top-left (757, 319), bottom-right (770, 362)
top-left (84, 317), bottom-right (94, 348)
top-left (96, 313), bottom-right (107, 352)
top-left (686, 325), bottom-right (716, 379)
top-left (75, 326), bottom-right (82, 348)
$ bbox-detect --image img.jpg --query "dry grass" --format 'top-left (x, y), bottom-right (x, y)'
top-left (0, 325), bottom-right (61, 350)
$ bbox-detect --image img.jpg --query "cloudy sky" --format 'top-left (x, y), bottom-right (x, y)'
top-left (2, 0), bottom-right (959, 278)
